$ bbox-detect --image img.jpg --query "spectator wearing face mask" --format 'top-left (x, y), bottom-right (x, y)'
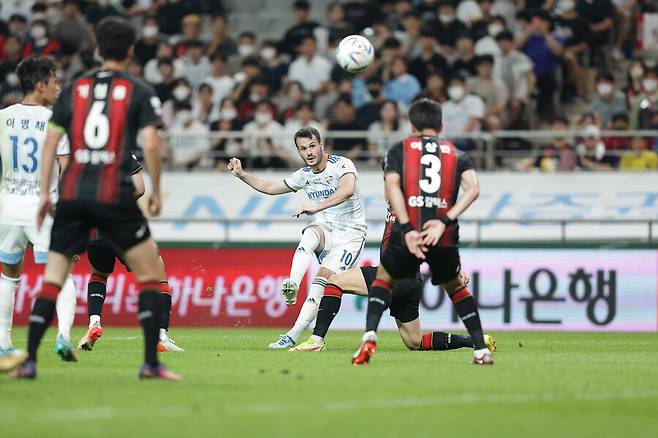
top-left (243, 101), bottom-right (293, 169)
top-left (210, 98), bottom-right (246, 170)
top-left (590, 72), bottom-right (627, 128)
top-left (134, 16), bottom-right (162, 66)
top-left (630, 68), bottom-right (658, 129)
top-left (22, 19), bottom-right (61, 58)
top-left (473, 15), bottom-right (506, 56)
top-left (169, 101), bottom-right (211, 171)
top-left (237, 76), bottom-right (274, 123)
top-left (357, 76), bottom-right (386, 129)
top-left (554, 0), bottom-right (590, 99)
top-left (427, 0), bottom-right (467, 54)
top-left (260, 41), bottom-right (288, 95)
top-left (442, 74), bottom-right (485, 149)
top-left (202, 52), bottom-right (236, 108)
top-left (576, 124), bottom-right (618, 170)
top-left (227, 32), bottom-right (259, 75)
top-left (620, 136), bottom-right (658, 171)
top-left (162, 78), bottom-right (193, 128)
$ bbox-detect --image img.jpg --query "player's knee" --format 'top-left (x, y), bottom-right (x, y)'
top-left (442, 270), bottom-right (469, 294)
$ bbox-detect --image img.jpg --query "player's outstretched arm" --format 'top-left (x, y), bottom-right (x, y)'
top-left (292, 173), bottom-right (356, 217)
top-left (227, 157), bottom-right (292, 195)
top-left (142, 125), bottom-right (162, 217)
top-left (37, 125), bottom-right (64, 229)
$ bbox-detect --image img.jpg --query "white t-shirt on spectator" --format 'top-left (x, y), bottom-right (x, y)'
top-left (288, 55), bottom-right (332, 93)
top-left (169, 120), bottom-right (211, 166)
top-left (242, 119), bottom-right (286, 150)
top-left (179, 56), bottom-right (213, 87)
top-left (441, 94), bottom-right (486, 134)
top-left (203, 75), bottom-right (236, 106)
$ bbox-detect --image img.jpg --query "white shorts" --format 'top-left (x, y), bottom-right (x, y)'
top-left (0, 224), bottom-right (50, 264)
top-left (306, 223), bottom-right (365, 274)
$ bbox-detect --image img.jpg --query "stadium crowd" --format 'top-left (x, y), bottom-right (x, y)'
top-left (0, 0), bottom-right (657, 171)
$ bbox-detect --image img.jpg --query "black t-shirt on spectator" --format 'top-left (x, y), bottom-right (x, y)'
top-left (451, 57), bottom-right (477, 78)
top-left (263, 62), bottom-right (289, 94)
top-left (134, 39), bottom-right (160, 65)
top-left (155, 81), bottom-right (175, 104)
top-left (344, 1), bottom-right (382, 31)
top-left (426, 19), bottom-right (467, 48)
top-left (280, 22), bottom-right (320, 56)
top-left (409, 53), bottom-right (448, 86)
top-left (576, 0), bottom-right (616, 46)
top-left (554, 16), bottom-right (590, 48)
top-left (356, 101), bottom-right (383, 129)
top-left (327, 120), bottom-right (366, 153)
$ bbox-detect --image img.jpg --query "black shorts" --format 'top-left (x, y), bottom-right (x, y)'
top-left (86, 233), bottom-right (129, 274)
top-left (50, 200), bottom-right (151, 257)
top-left (361, 266), bottom-right (422, 324)
top-left (380, 224), bottom-right (461, 286)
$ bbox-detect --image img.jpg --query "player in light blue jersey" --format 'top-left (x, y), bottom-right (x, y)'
top-left (0, 56), bottom-right (78, 372)
top-left (229, 127), bottom-right (367, 349)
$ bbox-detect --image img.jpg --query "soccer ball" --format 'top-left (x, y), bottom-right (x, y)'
top-left (336, 35), bottom-right (374, 74)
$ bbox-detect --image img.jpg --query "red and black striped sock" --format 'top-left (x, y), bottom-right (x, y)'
top-left (27, 283), bottom-right (61, 362)
top-left (138, 282), bottom-right (161, 367)
top-left (365, 279), bottom-right (393, 333)
top-left (420, 332), bottom-right (473, 351)
top-left (313, 284), bottom-right (343, 338)
top-left (87, 273), bottom-right (107, 317)
top-left (159, 281), bottom-right (172, 331)
top-left (449, 287), bottom-right (486, 350)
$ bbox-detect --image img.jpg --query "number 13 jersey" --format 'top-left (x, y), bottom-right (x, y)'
top-left (0, 103), bottom-right (69, 226)
top-left (384, 136), bottom-right (474, 247)
top-left (50, 70), bottom-right (162, 204)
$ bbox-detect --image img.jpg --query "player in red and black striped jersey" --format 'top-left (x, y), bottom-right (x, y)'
top-left (12, 17), bottom-right (180, 380)
top-left (352, 98), bottom-right (493, 366)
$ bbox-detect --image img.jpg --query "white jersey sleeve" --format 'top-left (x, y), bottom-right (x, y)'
top-left (334, 156), bottom-right (357, 179)
top-left (284, 167), bottom-right (309, 192)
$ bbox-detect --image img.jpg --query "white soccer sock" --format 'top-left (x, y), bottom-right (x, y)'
top-left (159, 328), bottom-right (168, 342)
top-left (286, 277), bottom-right (327, 342)
top-left (289, 228), bottom-right (321, 287)
top-left (0, 274), bottom-right (20, 349)
top-left (56, 275), bottom-right (77, 342)
top-left (89, 315), bottom-right (101, 327)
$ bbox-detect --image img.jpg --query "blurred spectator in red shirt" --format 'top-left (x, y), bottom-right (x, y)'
top-left (22, 20), bottom-right (61, 58)
top-left (603, 112), bottom-right (631, 151)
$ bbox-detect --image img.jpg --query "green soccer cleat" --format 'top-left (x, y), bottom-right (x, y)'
top-left (281, 279), bottom-right (299, 306)
top-left (484, 334), bottom-right (496, 352)
top-left (289, 337), bottom-right (325, 352)
top-left (55, 334), bottom-right (78, 362)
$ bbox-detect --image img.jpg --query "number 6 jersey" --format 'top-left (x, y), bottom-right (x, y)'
top-left (0, 103), bottom-right (69, 226)
top-left (384, 136), bottom-right (474, 247)
top-left (49, 70), bottom-right (162, 204)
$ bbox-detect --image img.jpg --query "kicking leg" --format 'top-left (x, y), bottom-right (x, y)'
top-left (282, 226), bottom-right (323, 306)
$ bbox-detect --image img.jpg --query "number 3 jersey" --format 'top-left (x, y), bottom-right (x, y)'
top-left (50, 70), bottom-right (161, 204)
top-left (0, 103), bottom-right (70, 226)
top-left (284, 154), bottom-right (367, 237)
top-left (384, 136), bottom-right (474, 247)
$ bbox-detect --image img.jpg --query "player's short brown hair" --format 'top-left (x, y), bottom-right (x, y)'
top-left (95, 16), bottom-right (136, 62)
top-left (294, 127), bottom-right (322, 148)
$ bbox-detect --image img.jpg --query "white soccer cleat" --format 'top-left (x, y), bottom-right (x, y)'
top-left (268, 335), bottom-right (295, 349)
top-left (281, 279), bottom-right (299, 306)
top-left (158, 337), bottom-right (184, 352)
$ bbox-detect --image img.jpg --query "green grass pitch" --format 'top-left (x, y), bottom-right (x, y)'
top-left (2, 328), bottom-right (658, 437)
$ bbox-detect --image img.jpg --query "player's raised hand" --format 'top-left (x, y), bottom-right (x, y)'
top-left (228, 158), bottom-right (245, 177)
top-left (420, 220), bottom-right (445, 247)
top-left (292, 203), bottom-right (319, 218)
top-left (36, 194), bottom-right (54, 230)
top-left (404, 230), bottom-right (427, 260)
top-left (149, 192), bottom-right (162, 217)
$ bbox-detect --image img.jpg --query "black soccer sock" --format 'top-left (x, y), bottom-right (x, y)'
top-left (365, 280), bottom-right (393, 333)
top-left (450, 288), bottom-right (486, 350)
top-left (420, 332), bottom-right (473, 351)
top-left (138, 285), bottom-right (162, 367)
top-left (87, 274), bottom-right (107, 318)
top-left (27, 283), bottom-right (60, 362)
top-left (158, 282), bottom-right (172, 331)
top-left (313, 284), bottom-right (343, 338)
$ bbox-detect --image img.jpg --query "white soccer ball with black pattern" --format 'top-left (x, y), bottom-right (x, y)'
top-left (336, 35), bottom-right (374, 74)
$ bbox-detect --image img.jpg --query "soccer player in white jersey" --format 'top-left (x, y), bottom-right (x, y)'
top-left (228, 127), bottom-right (367, 349)
top-left (0, 56), bottom-right (77, 370)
